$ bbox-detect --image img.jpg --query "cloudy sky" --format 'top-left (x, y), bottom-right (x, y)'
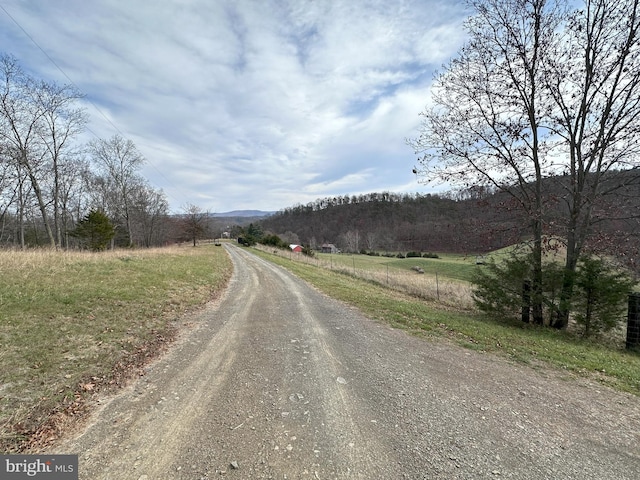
top-left (0, 0), bottom-right (469, 213)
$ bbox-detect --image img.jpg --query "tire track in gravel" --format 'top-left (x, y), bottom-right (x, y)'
top-left (57, 244), bottom-right (640, 479)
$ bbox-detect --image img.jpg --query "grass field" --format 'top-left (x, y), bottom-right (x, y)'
top-left (251, 247), bottom-right (640, 396)
top-left (256, 246), bottom-right (479, 309)
top-left (2, 242), bottom-right (639, 453)
top-left (0, 245), bottom-right (232, 452)
top-left (318, 251), bottom-right (479, 282)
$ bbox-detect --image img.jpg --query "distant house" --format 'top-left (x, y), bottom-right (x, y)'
top-left (290, 244), bottom-right (303, 253)
top-left (321, 243), bottom-right (339, 254)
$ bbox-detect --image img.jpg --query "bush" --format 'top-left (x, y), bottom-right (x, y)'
top-left (396, 253), bottom-right (405, 258)
top-left (242, 235), bottom-right (258, 246)
top-left (573, 257), bottom-right (636, 337)
top-left (472, 252), bottom-right (565, 322)
top-left (472, 253), bottom-right (532, 319)
top-left (472, 252), bottom-right (636, 335)
top-left (406, 251), bottom-right (422, 258)
top-left (423, 252), bottom-right (440, 259)
top-left (261, 234), bottom-right (287, 249)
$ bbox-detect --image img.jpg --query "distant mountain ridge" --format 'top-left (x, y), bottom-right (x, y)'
top-left (213, 210), bottom-right (275, 218)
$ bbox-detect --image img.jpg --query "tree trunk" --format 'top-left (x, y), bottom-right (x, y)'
top-left (17, 177), bottom-right (25, 249)
top-left (553, 262), bottom-right (577, 329)
top-left (53, 156), bottom-right (61, 248)
top-left (531, 219), bottom-right (544, 325)
top-left (553, 185), bottom-right (592, 329)
top-left (25, 168), bottom-right (55, 248)
top-left (522, 280), bottom-right (531, 323)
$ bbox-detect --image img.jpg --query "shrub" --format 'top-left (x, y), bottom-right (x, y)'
top-left (406, 251), bottom-right (422, 258)
top-left (396, 253), bottom-right (405, 259)
top-left (472, 252), bottom-right (532, 319)
top-left (423, 252), bottom-right (440, 259)
top-left (573, 257), bottom-right (636, 337)
top-left (261, 234), bottom-right (287, 249)
top-left (472, 252), bottom-right (565, 322)
top-left (473, 252), bottom-right (636, 335)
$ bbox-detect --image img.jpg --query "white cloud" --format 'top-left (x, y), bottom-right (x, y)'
top-left (0, 0), bottom-right (468, 212)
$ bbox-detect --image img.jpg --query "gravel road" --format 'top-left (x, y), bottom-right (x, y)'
top-left (59, 244), bottom-right (640, 479)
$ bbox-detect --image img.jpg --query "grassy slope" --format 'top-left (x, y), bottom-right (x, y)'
top-left (253, 248), bottom-right (640, 396)
top-left (0, 245), bottom-right (232, 451)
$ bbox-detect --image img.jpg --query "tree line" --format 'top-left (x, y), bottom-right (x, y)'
top-left (0, 53), bottom-right (186, 248)
top-left (260, 190), bottom-right (513, 254)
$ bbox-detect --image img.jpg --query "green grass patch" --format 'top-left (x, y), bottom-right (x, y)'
top-left (0, 245), bottom-right (232, 451)
top-left (253, 248), bottom-right (640, 395)
top-left (316, 252), bottom-right (480, 282)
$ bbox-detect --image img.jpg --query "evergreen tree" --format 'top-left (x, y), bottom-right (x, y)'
top-left (573, 258), bottom-right (636, 337)
top-left (71, 210), bottom-right (115, 251)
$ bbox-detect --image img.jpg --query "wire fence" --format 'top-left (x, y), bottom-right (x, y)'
top-left (253, 245), bottom-right (475, 310)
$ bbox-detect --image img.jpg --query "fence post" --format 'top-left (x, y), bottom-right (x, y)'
top-left (626, 293), bottom-right (640, 351)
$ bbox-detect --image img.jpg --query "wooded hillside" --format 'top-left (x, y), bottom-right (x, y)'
top-left (259, 177), bottom-right (640, 273)
top-left (260, 191), bottom-right (515, 255)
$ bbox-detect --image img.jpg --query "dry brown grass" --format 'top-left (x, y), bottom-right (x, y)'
top-left (254, 245), bottom-right (476, 310)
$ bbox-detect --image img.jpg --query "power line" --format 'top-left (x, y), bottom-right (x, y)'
top-left (0, 2), bottom-right (192, 209)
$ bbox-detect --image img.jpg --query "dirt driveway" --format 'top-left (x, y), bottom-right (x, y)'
top-left (58, 244), bottom-right (640, 479)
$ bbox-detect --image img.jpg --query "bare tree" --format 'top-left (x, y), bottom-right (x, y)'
top-left (0, 54), bottom-right (86, 248)
top-left (0, 54), bottom-right (55, 247)
top-left (341, 230), bottom-right (360, 253)
top-left (364, 231), bottom-right (378, 252)
top-left (181, 203), bottom-right (208, 247)
top-left (36, 80), bottom-right (87, 246)
top-left (0, 144), bottom-right (18, 243)
top-left (88, 135), bottom-right (145, 247)
top-left (544, 0), bottom-right (640, 327)
top-left (409, 0), bottom-right (640, 327)
top-left (129, 182), bottom-right (169, 247)
top-left (56, 157), bottom-right (91, 247)
top-left (410, 0), bottom-right (560, 324)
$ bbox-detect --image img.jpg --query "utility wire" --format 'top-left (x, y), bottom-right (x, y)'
top-left (0, 2), bottom-right (192, 209)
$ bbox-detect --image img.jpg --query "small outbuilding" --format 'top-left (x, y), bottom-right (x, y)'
top-left (289, 244), bottom-right (303, 253)
top-left (321, 243), bottom-right (339, 254)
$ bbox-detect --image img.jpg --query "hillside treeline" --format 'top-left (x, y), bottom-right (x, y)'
top-left (260, 180), bottom-right (640, 273)
top-left (260, 191), bottom-right (519, 255)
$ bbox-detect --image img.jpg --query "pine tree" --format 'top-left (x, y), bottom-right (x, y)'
top-left (71, 210), bottom-right (115, 251)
